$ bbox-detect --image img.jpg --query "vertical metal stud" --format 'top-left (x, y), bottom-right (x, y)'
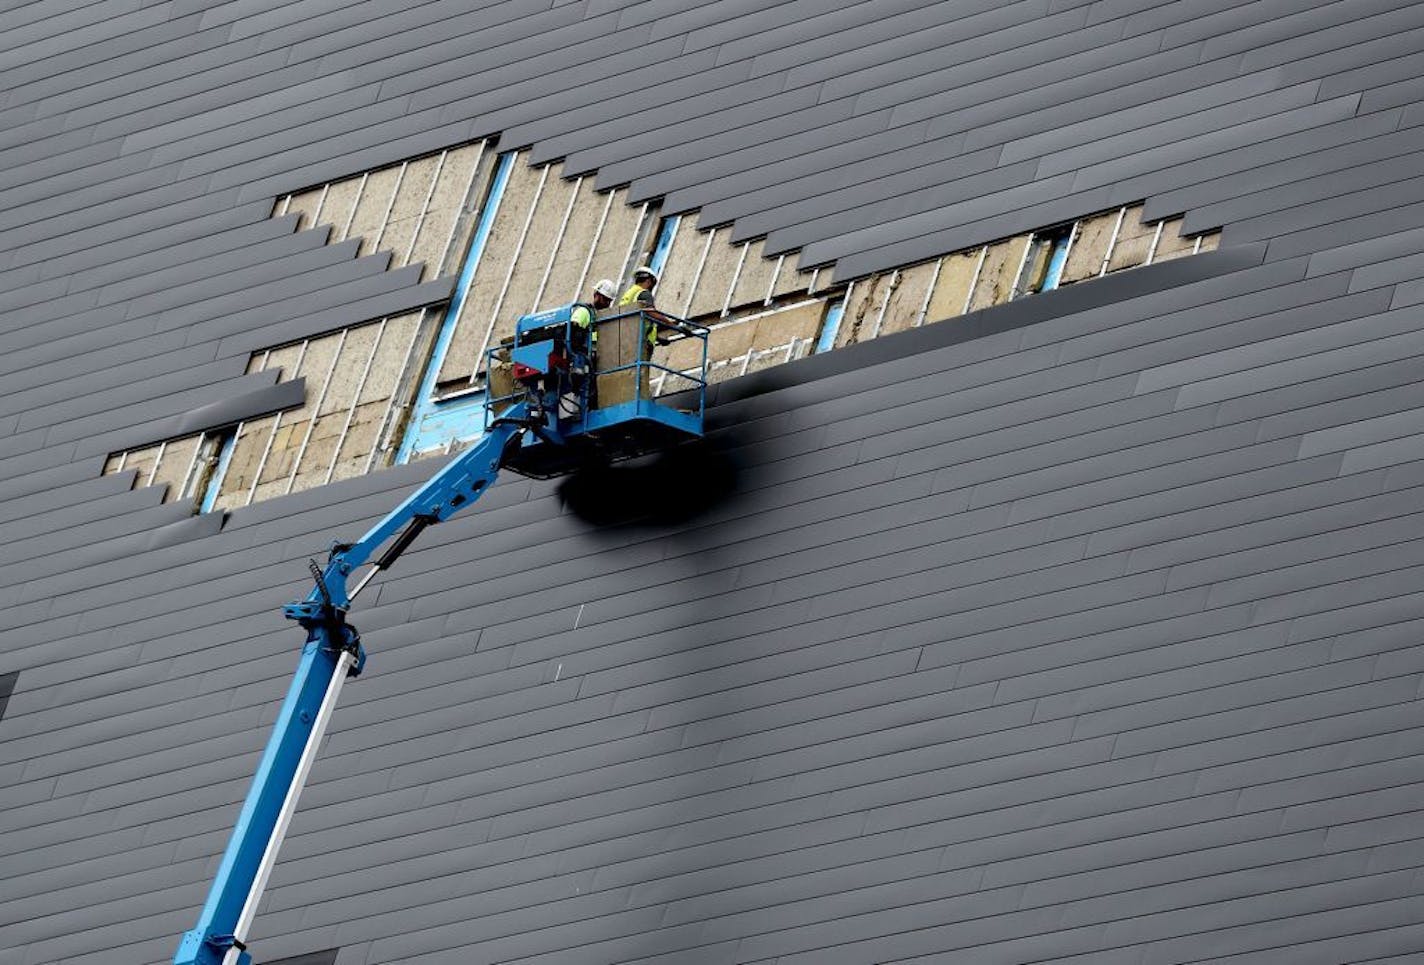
top-left (177, 432), bottom-right (208, 501)
top-left (1193, 235), bottom-right (1203, 254)
top-left (533, 174), bottom-right (583, 312)
top-left (145, 441), bottom-right (167, 488)
top-left (325, 319), bottom-right (387, 485)
top-left (470, 161), bottom-right (549, 385)
top-left (1057, 220), bottom-right (1082, 276)
top-left (868, 271), bottom-right (899, 340)
top-left (765, 253), bottom-right (784, 305)
top-left (1145, 219), bottom-right (1165, 265)
top-left (370, 161), bottom-right (408, 255)
top-left (1008, 233), bottom-right (1037, 299)
top-left (114, 451), bottom-right (128, 473)
top-left (402, 150), bottom-right (448, 268)
top-left (722, 242), bottom-right (749, 317)
top-left (366, 309), bottom-right (427, 475)
top-left (962, 246), bottom-right (988, 315)
top-left (284, 330), bottom-right (347, 494)
top-left (914, 257), bottom-right (943, 327)
top-left (246, 339), bottom-right (309, 506)
top-left (1099, 206), bottom-right (1128, 277)
top-left (575, 188), bottom-right (616, 298)
top-left (435, 140), bottom-right (487, 276)
top-left (339, 172), bottom-right (368, 243)
top-left (683, 226), bottom-right (716, 318)
top-left (309, 183), bottom-right (331, 230)
top-left (618, 200), bottom-right (651, 289)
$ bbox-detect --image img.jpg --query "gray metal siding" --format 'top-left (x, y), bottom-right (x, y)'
top-left (5, 1), bottom-right (1424, 963)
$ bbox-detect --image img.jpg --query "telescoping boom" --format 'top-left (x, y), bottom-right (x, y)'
top-left (176, 306), bottom-right (707, 965)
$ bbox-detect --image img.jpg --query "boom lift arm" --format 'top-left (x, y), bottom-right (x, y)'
top-left (174, 403), bottom-right (531, 965)
top-left (175, 305), bottom-right (707, 965)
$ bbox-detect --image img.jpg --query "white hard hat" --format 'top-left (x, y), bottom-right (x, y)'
top-left (633, 265), bottom-right (659, 284)
top-left (593, 278), bottom-right (617, 299)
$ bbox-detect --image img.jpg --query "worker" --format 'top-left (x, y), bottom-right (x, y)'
top-left (572, 277), bottom-right (617, 332)
top-left (561, 279), bottom-right (616, 417)
top-left (619, 266), bottom-right (658, 309)
top-left (619, 266), bottom-right (664, 355)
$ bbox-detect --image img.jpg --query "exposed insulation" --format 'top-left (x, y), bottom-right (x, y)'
top-left (249, 333), bottom-right (342, 502)
top-left (499, 164), bottom-right (577, 325)
top-left (1059, 208), bottom-right (1120, 285)
top-left (728, 238), bottom-right (778, 311)
top-left (146, 434), bottom-right (200, 501)
top-left (285, 186), bottom-right (325, 232)
top-left (753, 299), bottom-right (824, 348)
top-left (213, 414), bottom-right (278, 510)
top-left (1106, 204), bottom-right (1154, 273)
top-left (534, 176), bottom-right (609, 312)
top-left (1016, 234), bottom-right (1055, 296)
top-left (1150, 217), bottom-right (1195, 263)
top-left (435, 151), bottom-right (544, 387)
top-left (334, 311), bottom-right (430, 480)
top-left (318, 325), bottom-right (381, 419)
top-left (288, 415), bottom-right (344, 494)
top-left (328, 402), bottom-right (388, 483)
top-left (875, 259), bottom-right (940, 337)
top-left (262, 341), bottom-right (306, 381)
top-left (1198, 231), bottom-right (1221, 251)
top-left (317, 175), bottom-right (364, 240)
top-left (176, 186), bottom-right (1226, 510)
top-left (407, 143), bottom-right (485, 281)
top-left (649, 211), bottom-right (704, 314)
top-left (771, 251), bottom-right (815, 299)
top-left (118, 444), bottom-right (161, 488)
top-left (686, 226), bottom-right (741, 319)
top-left (580, 189), bottom-right (649, 310)
top-left (345, 165), bottom-right (403, 258)
top-left (362, 310), bottom-right (424, 406)
top-left (967, 236), bottom-right (1028, 312)
top-left (747, 340), bottom-right (807, 374)
top-left (655, 326), bottom-right (711, 375)
top-left (379, 153), bottom-right (443, 267)
top-left (923, 248), bottom-right (982, 324)
top-left (836, 272), bottom-right (894, 348)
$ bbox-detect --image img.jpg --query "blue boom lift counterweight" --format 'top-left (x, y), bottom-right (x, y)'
top-left (175, 307), bottom-right (707, 965)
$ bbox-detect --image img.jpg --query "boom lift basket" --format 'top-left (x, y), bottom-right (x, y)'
top-left (486, 305), bottom-right (709, 478)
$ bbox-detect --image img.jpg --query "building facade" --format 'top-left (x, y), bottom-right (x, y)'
top-left (4, 1), bottom-right (1424, 962)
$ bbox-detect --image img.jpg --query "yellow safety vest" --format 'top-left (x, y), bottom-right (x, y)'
top-left (618, 286), bottom-right (657, 345)
top-left (619, 284), bottom-right (652, 307)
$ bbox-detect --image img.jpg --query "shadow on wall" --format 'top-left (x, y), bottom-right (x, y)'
top-left (557, 437), bottom-right (742, 528)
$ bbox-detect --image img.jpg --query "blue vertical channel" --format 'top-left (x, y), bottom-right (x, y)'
top-left (396, 150), bottom-right (515, 464)
top-left (200, 433), bottom-right (237, 514)
top-left (815, 299), bottom-right (846, 354)
top-left (649, 214), bottom-right (680, 275)
top-left (1041, 233), bottom-right (1072, 291)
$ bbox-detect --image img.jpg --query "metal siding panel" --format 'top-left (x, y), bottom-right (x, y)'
top-left (7, 4), bottom-right (1424, 965)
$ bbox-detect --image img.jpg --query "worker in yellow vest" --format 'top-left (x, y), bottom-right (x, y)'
top-left (619, 266), bottom-right (659, 309)
top-left (562, 279), bottom-right (616, 416)
top-left (619, 267), bottom-right (660, 352)
top-left (571, 278), bottom-right (617, 332)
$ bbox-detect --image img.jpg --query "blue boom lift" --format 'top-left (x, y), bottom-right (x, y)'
top-left (175, 307), bottom-right (708, 965)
